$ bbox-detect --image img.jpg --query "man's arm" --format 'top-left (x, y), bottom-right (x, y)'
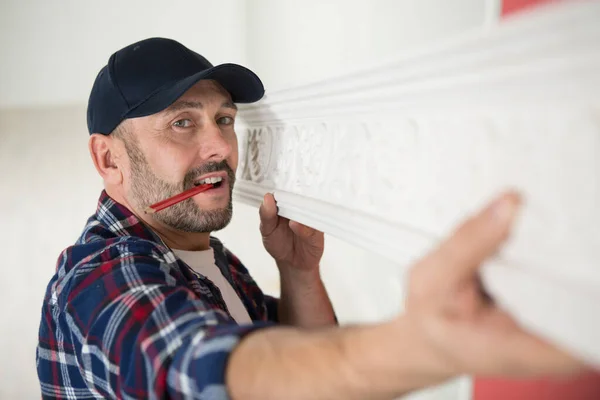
top-left (226, 191), bottom-right (585, 400)
top-left (260, 193), bottom-right (336, 328)
top-left (227, 318), bottom-right (448, 400)
top-left (277, 265), bottom-right (336, 327)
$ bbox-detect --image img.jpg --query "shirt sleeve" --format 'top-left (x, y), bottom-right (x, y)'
top-left (63, 242), bottom-right (273, 399)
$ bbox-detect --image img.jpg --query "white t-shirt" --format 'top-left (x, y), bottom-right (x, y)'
top-left (173, 248), bottom-right (252, 324)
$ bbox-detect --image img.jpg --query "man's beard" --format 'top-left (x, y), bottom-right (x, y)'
top-left (124, 138), bottom-right (235, 233)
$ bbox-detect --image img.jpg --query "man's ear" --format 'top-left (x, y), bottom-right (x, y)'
top-left (89, 133), bottom-right (123, 185)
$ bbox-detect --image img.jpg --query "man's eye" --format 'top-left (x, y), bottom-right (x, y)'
top-left (218, 116), bottom-right (234, 126)
top-left (173, 119), bottom-right (192, 128)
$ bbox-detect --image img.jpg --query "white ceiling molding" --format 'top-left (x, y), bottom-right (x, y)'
top-left (234, 0), bottom-right (600, 367)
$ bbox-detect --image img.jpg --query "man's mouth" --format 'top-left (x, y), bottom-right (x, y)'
top-left (194, 176), bottom-right (224, 189)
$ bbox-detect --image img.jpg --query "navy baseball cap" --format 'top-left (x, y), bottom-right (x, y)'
top-left (87, 37), bottom-right (265, 135)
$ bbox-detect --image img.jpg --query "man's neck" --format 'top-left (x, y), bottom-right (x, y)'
top-left (145, 222), bottom-right (211, 251)
top-left (106, 188), bottom-right (211, 251)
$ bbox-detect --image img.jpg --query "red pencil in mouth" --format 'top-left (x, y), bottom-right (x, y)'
top-left (144, 173), bottom-right (227, 214)
top-left (144, 183), bottom-right (215, 214)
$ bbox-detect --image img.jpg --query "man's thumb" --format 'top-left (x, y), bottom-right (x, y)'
top-left (424, 191), bottom-right (521, 283)
top-left (259, 193), bottom-right (278, 236)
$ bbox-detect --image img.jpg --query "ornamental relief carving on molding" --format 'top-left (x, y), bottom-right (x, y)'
top-left (237, 109), bottom-right (599, 285)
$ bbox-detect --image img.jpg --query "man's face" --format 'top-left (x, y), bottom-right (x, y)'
top-left (119, 80), bottom-right (239, 233)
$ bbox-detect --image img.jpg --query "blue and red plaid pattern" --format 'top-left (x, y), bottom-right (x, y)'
top-left (37, 191), bottom-right (278, 399)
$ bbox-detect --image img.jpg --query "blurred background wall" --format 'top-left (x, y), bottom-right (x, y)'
top-left (1, 1), bottom-right (563, 398)
top-left (0, 2), bottom-right (249, 398)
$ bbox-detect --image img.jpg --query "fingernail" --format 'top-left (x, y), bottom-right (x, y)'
top-left (490, 195), bottom-right (518, 223)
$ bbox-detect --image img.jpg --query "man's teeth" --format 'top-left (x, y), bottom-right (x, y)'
top-left (196, 176), bottom-right (223, 185)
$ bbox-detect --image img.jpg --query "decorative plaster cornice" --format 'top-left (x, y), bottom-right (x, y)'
top-left (234, 0), bottom-right (600, 366)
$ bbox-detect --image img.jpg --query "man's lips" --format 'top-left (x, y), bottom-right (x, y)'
top-left (193, 171), bottom-right (228, 186)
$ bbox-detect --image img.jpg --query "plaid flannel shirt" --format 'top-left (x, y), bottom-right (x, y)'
top-left (37, 191), bottom-right (279, 399)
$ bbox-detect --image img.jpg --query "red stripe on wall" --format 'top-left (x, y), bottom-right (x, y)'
top-left (473, 372), bottom-right (600, 399)
top-left (501, 0), bottom-right (568, 16)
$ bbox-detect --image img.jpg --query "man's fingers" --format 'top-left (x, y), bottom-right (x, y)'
top-left (289, 220), bottom-right (322, 241)
top-left (259, 193), bottom-right (279, 236)
top-left (420, 191), bottom-right (521, 287)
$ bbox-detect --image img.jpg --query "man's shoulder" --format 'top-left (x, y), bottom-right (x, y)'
top-left (62, 235), bottom-right (169, 272)
top-left (49, 236), bottom-right (177, 307)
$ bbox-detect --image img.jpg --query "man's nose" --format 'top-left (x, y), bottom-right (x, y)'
top-left (197, 121), bottom-right (232, 162)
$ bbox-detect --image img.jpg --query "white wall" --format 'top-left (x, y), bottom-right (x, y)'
top-left (244, 0), bottom-right (493, 92)
top-left (0, 106), bottom-right (99, 398)
top-left (0, 0), bottom-right (248, 108)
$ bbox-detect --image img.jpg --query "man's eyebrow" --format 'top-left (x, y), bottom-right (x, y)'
top-left (163, 101), bottom-right (203, 116)
top-left (221, 101), bottom-right (238, 111)
top-left (162, 100), bottom-right (237, 116)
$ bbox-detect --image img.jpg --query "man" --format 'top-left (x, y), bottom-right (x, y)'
top-left (37, 37), bottom-right (583, 400)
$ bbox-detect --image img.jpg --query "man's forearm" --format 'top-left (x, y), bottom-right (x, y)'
top-left (277, 264), bottom-right (336, 327)
top-left (226, 317), bottom-right (452, 400)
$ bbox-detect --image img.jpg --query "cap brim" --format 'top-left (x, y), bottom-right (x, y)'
top-left (125, 63), bottom-right (264, 118)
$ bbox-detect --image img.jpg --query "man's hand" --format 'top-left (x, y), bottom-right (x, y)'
top-left (259, 193), bottom-right (324, 272)
top-left (404, 191), bottom-right (584, 377)
top-left (258, 193), bottom-right (335, 327)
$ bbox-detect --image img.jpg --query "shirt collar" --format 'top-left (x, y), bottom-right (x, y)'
top-left (93, 190), bottom-right (164, 243)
